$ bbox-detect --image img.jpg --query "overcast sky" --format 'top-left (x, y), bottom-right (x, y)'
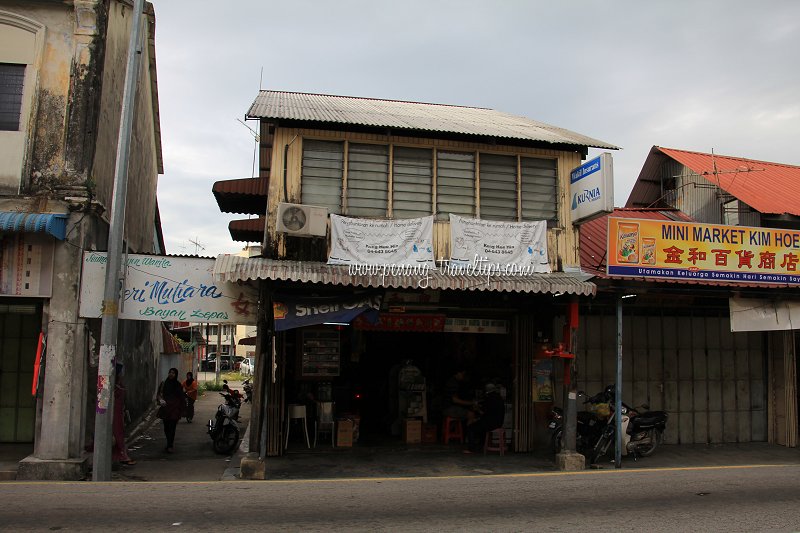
top-left (151, 1), bottom-right (800, 257)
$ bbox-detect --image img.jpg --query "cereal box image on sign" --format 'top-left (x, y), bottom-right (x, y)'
top-left (616, 222), bottom-right (639, 263)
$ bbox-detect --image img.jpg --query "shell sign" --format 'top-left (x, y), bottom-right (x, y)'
top-left (606, 218), bottom-right (800, 285)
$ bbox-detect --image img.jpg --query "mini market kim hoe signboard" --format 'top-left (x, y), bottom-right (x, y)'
top-left (606, 217), bottom-right (800, 285)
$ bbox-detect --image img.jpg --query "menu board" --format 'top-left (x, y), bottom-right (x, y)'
top-left (301, 330), bottom-right (340, 377)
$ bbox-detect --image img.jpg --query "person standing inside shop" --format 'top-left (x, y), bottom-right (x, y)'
top-left (182, 371), bottom-right (198, 423)
top-left (157, 368), bottom-right (185, 453)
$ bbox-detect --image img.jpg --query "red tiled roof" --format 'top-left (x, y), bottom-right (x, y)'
top-left (658, 147), bottom-right (800, 216)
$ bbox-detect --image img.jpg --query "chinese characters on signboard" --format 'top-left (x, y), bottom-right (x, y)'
top-left (607, 218), bottom-right (800, 285)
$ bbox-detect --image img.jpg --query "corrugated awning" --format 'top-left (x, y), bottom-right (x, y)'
top-left (0, 212), bottom-right (67, 240)
top-left (213, 255), bottom-right (596, 296)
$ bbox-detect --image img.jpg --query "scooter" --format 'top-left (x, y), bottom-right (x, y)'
top-left (588, 385), bottom-right (668, 463)
top-left (207, 391), bottom-right (241, 454)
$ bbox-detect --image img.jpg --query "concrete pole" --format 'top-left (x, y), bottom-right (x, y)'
top-left (92, 0), bottom-right (145, 482)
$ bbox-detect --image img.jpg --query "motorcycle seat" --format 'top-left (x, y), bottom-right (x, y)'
top-left (632, 411), bottom-right (668, 429)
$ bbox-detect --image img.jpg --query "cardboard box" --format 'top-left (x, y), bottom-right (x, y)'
top-left (337, 419), bottom-right (353, 447)
top-left (403, 419), bottom-right (422, 444)
top-left (421, 423), bottom-right (438, 444)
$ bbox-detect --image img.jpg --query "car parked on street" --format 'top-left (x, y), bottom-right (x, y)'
top-left (240, 356), bottom-right (255, 376)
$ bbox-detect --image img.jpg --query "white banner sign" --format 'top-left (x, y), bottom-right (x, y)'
top-left (328, 214), bottom-right (435, 266)
top-left (570, 152), bottom-right (614, 225)
top-left (449, 215), bottom-right (551, 273)
top-left (79, 252), bottom-right (258, 324)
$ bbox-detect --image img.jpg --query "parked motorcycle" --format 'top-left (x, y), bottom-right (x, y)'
top-left (588, 385), bottom-right (668, 463)
top-left (208, 391), bottom-right (241, 454)
top-left (242, 379), bottom-right (253, 404)
top-left (550, 385), bottom-right (668, 462)
top-left (549, 390), bottom-right (608, 455)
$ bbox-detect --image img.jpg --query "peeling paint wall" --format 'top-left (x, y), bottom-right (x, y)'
top-left (92, 0), bottom-right (160, 253)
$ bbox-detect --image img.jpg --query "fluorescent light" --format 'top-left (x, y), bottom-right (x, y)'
top-left (323, 322), bottom-right (350, 326)
top-left (621, 294), bottom-right (637, 299)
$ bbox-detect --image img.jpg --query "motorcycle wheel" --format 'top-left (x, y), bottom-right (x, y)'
top-left (213, 424), bottom-right (240, 455)
top-left (590, 433), bottom-right (612, 463)
top-left (636, 429), bottom-right (661, 457)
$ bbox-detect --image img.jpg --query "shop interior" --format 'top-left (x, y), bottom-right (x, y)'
top-left (283, 324), bottom-right (515, 449)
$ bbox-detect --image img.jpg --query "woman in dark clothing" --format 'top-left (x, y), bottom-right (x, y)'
top-left (157, 368), bottom-right (185, 453)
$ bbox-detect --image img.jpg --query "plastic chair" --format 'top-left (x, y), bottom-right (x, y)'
top-left (285, 404), bottom-right (311, 449)
top-left (483, 427), bottom-right (507, 456)
top-left (314, 401), bottom-right (335, 447)
top-left (442, 416), bottom-right (464, 444)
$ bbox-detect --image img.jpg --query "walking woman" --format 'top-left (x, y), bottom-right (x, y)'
top-left (157, 368), bottom-right (185, 453)
top-left (182, 371), bottom-right (198, 422)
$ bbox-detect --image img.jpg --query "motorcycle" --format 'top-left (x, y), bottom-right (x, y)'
top-left (588, 385), bottom-right (668, 463)
top-left (242, 379), bottom-right (253, 404)
top-left (549, 390), bottom-right (608, 455)
top-left (550, 385), bottom-right (668, 462)
top-left (208, 391), bottom-right (241, 454)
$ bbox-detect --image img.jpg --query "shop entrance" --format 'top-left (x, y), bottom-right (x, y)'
top-left (0, 302), bottom-right (40, 443)
top-left (284, 325), bottom-right (514, 450)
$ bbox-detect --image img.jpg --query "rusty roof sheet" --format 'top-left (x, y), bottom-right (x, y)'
top-left (247, 91), bottom-right (618, 150)
top-left (579, 208), bottom-right (794, 289)
top-left (229, 217), bottom-right (265, 243)
top-left (212, 255), bottom-right (596, 296)
top-left (213, 178), bottom-right (268, 215)
top-left (628, 147), bottom-right (800, 216)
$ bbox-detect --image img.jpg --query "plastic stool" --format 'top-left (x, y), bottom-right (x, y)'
top-left (442, 416), bottom-right (464, 444)
top-left (483, 427), bottom-right (506, 456)
top-left (285, 404), bottom-right (311, 450)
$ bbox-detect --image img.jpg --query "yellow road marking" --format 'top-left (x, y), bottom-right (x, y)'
top-left (2, 463), bottom-right (797, 486)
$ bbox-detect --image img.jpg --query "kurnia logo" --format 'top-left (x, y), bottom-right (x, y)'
top-left (572, 187), bottom-right (601, 209)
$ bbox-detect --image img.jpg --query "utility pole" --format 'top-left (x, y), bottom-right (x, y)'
top-left (92, 0), bottom-right (146, 482)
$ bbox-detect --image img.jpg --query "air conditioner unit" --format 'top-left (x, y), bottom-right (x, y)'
top-left (275, 202), bottom-right (328, 237)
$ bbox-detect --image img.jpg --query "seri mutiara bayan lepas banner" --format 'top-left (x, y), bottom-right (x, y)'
top-left (607, 218), bottom-right (800, 284)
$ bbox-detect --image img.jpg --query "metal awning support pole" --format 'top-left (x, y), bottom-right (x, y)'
top-left (92, 0), bottom-right (145, 482)
top-left (615, 295), bottom-right (623, 469)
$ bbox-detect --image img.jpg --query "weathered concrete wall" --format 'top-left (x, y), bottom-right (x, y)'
top-left (92, 0), bottom-right (160, 253)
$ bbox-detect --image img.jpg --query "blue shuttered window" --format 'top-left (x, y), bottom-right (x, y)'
top-left (0, 63), bottom-right (25, 131)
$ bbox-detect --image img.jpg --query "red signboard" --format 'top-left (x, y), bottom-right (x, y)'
top-left (352, 313), bottom-right (446, 332)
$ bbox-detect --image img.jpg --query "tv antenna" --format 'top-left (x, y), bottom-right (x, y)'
top-left (188, 237), bottom-right (205, 255)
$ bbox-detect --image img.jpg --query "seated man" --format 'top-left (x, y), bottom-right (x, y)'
top-left (465, 383), bottom-right (505, 453)
top-left (442, 367), bottom-right (475, 423)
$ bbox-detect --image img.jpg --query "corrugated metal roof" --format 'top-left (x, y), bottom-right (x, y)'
top-left (627, 146), bottom-right (800, 216)
top-left (229, 217), bottom-right (265, 243)
top-left (212, 255), bottom-right (596, 296)
top-left (580, 208), bottom-right (793, 289)
top-left (213, 177), bottom-right (269, 215)
top-left (247, 91), bottom-right (618, 150)
top-left (0, 212), bottom-right (68, 240)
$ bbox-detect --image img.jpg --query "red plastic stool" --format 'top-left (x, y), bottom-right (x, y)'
top-left (483, 427), bottom-right (506, 456)
top-left (442, 416), bottom-right (464, 444)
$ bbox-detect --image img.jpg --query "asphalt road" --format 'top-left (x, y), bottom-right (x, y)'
top-left (3, 464), bottom-right (800, 531)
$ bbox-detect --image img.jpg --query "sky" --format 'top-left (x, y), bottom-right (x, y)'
top-left (151, 1), bottom-right (800, 257)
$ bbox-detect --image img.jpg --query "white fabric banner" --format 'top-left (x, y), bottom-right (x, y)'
top-left (328, 214), bottom-right (435, 266)
top-left (449, 214), bottom-right (551, 273)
